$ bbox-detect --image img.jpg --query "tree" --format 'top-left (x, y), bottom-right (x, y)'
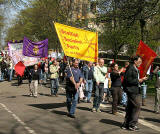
top-left (96, 0), bottom-right (160, 59)
top-left (5, 0), bottom-right (71, 50)
top-left (5, 0), bottom-right (90, 50)
top-left (0, 0), bottom-right (5, 47)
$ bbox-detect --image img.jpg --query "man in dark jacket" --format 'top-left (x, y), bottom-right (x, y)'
top-left (121, 55), bottom-right (147, 131)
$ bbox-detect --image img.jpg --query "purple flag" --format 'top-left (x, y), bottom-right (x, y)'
top-left (23, 37), bottom-right (48, 58)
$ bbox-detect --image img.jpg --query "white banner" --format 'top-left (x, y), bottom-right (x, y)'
top-left (8, 43), bottom-right (39, 66)
top-left (8, 42), bottom-right (23, 57)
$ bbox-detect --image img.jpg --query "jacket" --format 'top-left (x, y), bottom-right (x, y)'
top-left (50, 64), bottom-right (59, 79)
top-left (123, 64), bottom-right (140, 94)
top-left (30, 69), bottom-right (40, 80)
top-left (82, 65), bottom-right (94, 80)
top-left (110, 70), bottom-right (122, 87)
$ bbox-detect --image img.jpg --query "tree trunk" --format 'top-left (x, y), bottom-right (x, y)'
top-left (140, 19), bottom-right (146, 41)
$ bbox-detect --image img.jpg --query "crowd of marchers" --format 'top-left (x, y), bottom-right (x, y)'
top-left (0, 54), bottom-right (160, 131)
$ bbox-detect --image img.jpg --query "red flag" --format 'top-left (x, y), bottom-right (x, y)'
top-left (136, 40), bottom-right (157, 78)
top-left (15, 61), bottom-right (26, 77)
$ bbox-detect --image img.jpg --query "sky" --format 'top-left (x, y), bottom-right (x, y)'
top-left (1, 0), bottom-right (29, 47)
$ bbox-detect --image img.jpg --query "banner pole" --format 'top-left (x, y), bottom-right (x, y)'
top-left (66, 56), bottom-right (73, 77)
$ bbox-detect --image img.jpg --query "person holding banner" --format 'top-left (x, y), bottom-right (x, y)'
top-left (121, 55), bottom-right (147, 131)
top-left (65, 59), bottom-right (83, 118)
top-left (92, 58), bottom-right (107, 113)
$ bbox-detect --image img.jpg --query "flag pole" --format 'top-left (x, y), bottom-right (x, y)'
top-left (66, 56), bottom-right (73, 77)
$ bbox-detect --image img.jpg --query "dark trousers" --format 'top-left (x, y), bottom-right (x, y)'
top-left (111, 87), bottom-right (122, 113)
top-left (17, 75), bottom-right (22, 86)
top-left (124, 93), bottom-right (141, 127)
top-left (93, 83), bottom-right (104, 109)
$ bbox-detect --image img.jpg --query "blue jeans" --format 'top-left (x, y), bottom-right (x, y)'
top-left (40, 70), bottom-right (43, 80)
top-left (85, 80), bottom-right (93, 100)
top-left (43, 72), bottom-right (48, 83)
top-left (8, 69), bottom-right (13, 81)
top-left (121, 91), bottom-right (127, 105)
top-left (0, 72), bottom-right (4, 81)
top-left (66, 90), bottom-right (79, 115)
top-left (142, 85), bottom-right (147, 99)
top-left (50, 78), bottom-right (59, 95)
top-left (93, 83), bottom-right (104, 109)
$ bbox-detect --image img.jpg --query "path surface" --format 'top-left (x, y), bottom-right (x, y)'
top-left (0, 79), bottom-right (160, 134)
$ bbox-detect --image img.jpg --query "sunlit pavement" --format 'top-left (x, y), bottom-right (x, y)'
top-left (0, 79), bottom-right (160, 134)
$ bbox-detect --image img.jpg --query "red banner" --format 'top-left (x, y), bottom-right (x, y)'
top-left (15, 61), bottom-right (26, 77)
top-left (136, 40), bottom-right (157, 78)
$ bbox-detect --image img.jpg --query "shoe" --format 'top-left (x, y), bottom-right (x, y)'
top-left (87, 100), bottom-right (92, 103)
top-left (92, 108), bottom-right (96, 113)
top-left (67, 114), bottom-right (76, 118)
top-left (112, 112), bottom-right (117, 115)
top-left (84, 98), bottom-right (87, 103)
top-left (123, 104), bottom-right (127, 107)
top-left (128, 126), bottom-right (139, 131)
top-left (97, 108), bottom-right (101, 113)
top-left (29, 93), bottom-right (33, 97)
top-left (102, 100), bottom-right (106, 104)
top-left (155, 111), bottom-right (160, 114)
top-left (121, 123), bottom-right (128, 130)
top-left (142, 99), bottom-right (146, 106)
top-left (55, 94), bottom-right (58, 97)
top-left (34, 96), bottom-right (37, 98)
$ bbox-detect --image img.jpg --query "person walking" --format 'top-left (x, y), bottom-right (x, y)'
top-left (83, 61), bottom-right (94, 103)
top-left (30, 64), bottom-right (41, 98)
top-left (121, 61), bottom-right (129, 107)
top-left (121, 55), bottom-right (147, 131)
top-left (110, 63), bottom-right (123, 115)
top-left (8, 58), bottom-right (13, 82)
top-left (153, 66), bottom-right (160, 114)
top-left (49, 60), bottom-right (59, 96)
top-left (141, 82), bottom-right (148, 106)
top-left (43, 59), bottom-right (49, 85)
top-left (92, 58), bottom-right (107, 112)
top-left (65, 59), bottom-right (83, 118)
top-left (0, 59), bottom-right (6, 81)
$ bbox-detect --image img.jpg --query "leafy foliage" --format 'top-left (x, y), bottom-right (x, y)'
top-left (96, 0), bottom-right (160, 58)
top-left (4, 0), bottom-right (160, 57)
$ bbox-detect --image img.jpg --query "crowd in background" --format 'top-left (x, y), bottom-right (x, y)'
top-left (0, 53), bottom-right (160, 131)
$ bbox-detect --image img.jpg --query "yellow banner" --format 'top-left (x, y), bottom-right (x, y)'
top-left (54, 22), bottom-right (98, 62)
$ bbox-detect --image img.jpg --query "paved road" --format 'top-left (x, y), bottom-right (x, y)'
top-left (0, 79), bottom-right (160, 134)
